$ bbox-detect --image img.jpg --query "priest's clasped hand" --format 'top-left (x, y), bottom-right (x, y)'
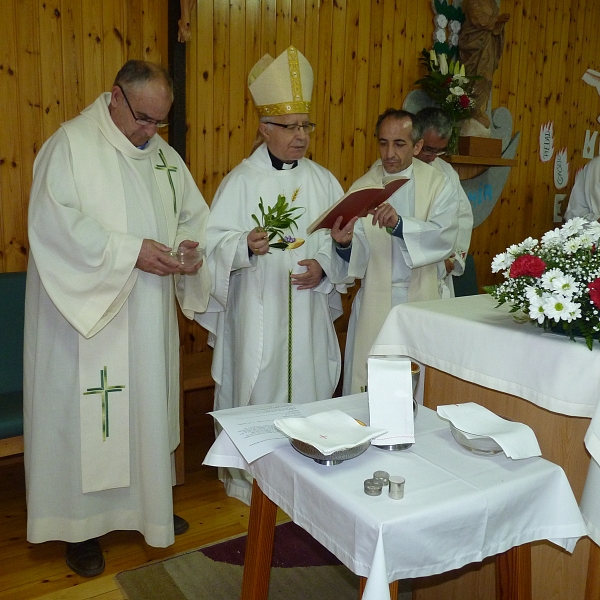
top-left (247, 228), bottom-right (270, 255)
top-left (290, 259), bottom-right (323, 290)
top-left (331, 215), bottom-right (358, 247)
top-left (136, 239), bottom-right (203, 276)
top-left (368, 203), bottom-right (399, 229)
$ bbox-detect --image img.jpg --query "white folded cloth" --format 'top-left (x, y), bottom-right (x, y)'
top-left (437, 403), bottom-right (542, 459)
top-left (274, 410), bottom-right (387, 455)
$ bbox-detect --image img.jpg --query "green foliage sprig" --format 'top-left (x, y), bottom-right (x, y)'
top-left (251, 192), bottom-right (305, 250)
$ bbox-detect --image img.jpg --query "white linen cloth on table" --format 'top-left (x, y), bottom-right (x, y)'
top-left (205, 395), bottom-right (586, 600)
top-left (369, 294), bottom-right (600, 545)
top-left (370, 294), bottom-right (600, 418)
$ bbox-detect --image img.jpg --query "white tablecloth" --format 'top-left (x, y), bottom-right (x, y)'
top-left (205, 394), bottom-right (586, 600)
top-left (371, 294), bottom-right (600, 418)
top-left (370, 294), bottom-right (600, 546)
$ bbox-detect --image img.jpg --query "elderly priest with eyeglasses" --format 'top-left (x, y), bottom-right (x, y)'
top-left (329, 108), bottom-right (461, 396)
top-left (197, 47), bottom-right (347, 505)
top-left (24, 60), bottom-right (211, 577)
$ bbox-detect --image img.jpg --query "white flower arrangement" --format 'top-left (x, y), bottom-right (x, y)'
top-left (486, 218), bottom-right (600, 349)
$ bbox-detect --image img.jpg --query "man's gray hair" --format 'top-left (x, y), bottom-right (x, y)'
top-left (114, 60), bottom-right (173, 98)
top-left (375, 109), bottom-right (423, 144)
top-left (415, 107), bottom-right (453, 140)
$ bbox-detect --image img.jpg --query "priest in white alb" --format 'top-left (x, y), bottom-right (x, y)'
top-left (196, 47), bottom-right (346, 504)
top-left (329, 109), bottom-right (460, 394)
top-left (24, 61), bottom-right (211, 577)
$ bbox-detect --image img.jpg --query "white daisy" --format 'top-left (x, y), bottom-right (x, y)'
top-left (491, 252), bottom-right (514, 272)
top-left (562, 217), bottom-right (587, 237)
top-left (549, 274), bottom-right (578, 297)
top-left (519, 237), bottom-right (539, 251)
top-left (541, 228), bottom-right (562, 246)
top-left (528, 294), bottom-right (547, 324)
top-left (543, 295), bottom-right (580, 322)
top-left (540, 268), bottom-right (563, 289)
top-left (563, 237), bottom-right (582, 254)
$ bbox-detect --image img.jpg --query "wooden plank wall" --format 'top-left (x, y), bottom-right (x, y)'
top-left (2, 0), bottom-right (600, 348)
top-left (185, 0), bottom-right (600, 296)
top-left (0, 0), bottom-right (167, 273)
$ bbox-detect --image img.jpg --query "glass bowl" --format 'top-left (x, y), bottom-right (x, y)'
top-left (450, 423), bottom-right (503, 456)
top-left (165, 248), bottom-right (204, 267)
top-left (290, 438), bottom-right (370, 466)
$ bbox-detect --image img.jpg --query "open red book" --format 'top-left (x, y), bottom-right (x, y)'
top-left (306, 176), bottom-right (409, 234)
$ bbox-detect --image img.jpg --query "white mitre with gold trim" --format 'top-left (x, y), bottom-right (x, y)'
top-left (248, 46), bottom-right (313, 117)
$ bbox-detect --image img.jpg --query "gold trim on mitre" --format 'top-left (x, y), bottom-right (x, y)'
top-left (248, 46), bottom-right (314, 117)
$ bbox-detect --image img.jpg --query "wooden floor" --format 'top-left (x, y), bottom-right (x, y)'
top-left (0, 407), bottom-right (288, 600)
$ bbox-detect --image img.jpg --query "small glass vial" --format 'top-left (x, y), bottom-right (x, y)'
top-left (373, 470), bottom-right (390, 486)
top-left (364, 478), bottom-right (384, 496)
top-left (388, 476), bottom-right (405, 500)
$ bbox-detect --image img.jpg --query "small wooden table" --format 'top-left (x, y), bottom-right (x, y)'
top-left (204, 396), bottom-right (585, 600)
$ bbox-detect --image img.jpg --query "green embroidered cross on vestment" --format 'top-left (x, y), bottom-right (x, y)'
top-left (155, 148), bottom-right (178, 214)
top-left (83, 366), bottom-right (126, 441)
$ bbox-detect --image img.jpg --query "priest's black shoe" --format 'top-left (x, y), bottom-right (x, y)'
top-left (65, 538), bottom-right (105, 577)
top-left (174, 514), bottom-right (189, 535)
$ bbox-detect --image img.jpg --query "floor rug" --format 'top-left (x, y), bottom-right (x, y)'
top-left (115, 521), bottom-right (361, 600)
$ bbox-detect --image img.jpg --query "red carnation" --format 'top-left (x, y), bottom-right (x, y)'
top-left (588, 278), bottom-right (600, 308)
top-left (459, 94), bottom-right (470, 108)
top-left (509, 254), bottom-right (546, 278)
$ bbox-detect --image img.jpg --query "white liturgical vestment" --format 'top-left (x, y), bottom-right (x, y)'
top-left (196, 144), bottom-right (346, 502)
top-left (329, 159), bottom-right (459, 394)
top-left (24, 93), bottom-right (210, 547)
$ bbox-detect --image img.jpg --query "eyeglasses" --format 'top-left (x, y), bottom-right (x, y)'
top-left (118, 85), bottom-right (169, 128)
top-left (421, 146), bottom-right (447, 157)
top-left (264, 121), bottom-right (316, 134)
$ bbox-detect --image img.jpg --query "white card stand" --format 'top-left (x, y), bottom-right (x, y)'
top-left (367, 356), bottom-right (415, 450)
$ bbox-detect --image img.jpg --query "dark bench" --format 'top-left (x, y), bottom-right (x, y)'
top-left (0, 271), bottom-right (26, 458)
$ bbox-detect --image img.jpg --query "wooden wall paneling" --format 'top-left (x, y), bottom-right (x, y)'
top-left (81, 1), bottom-right (105, 108)
top-left (213, 0), bottom-right (230, 188)
top-left (13, 0), bottom-right (43, 271)
top-left (0, 2), bottom-right (21, 273)
top-left (302, 0), bottom-right (320, 163)
top-left (528, 0), bottom-right (552, 236)
top-left (38, 1), bottom-right (65, 142)
top-left (290, 0), bottom-right (306, 62)
top-left (141, 0), bottom-right (164, 64)
top-left (564, 0), bottom-right (589, 184)
top-left (275, 0), bottom-right (292, 53)
top-left (125, 0), bottom-right (144, 62)
top-left (312, 0), bottom-right (333, 169)
top-left (190, 0), bottom-right (214, 201)
top-left (228, 0), bottom-right (246, 175)
top-left (500, 0), bottom-right (532, 247)
top-left (350, 0), bottom-right (372, 187)
top-left (339, 0), bottom-right (360, 190)
top-left (327, 0), bottom-right (347, 182)
top-left (390, 0), bottom-right (409, 111)
top-left (363, 0), bottom-right (384, 174)
top-left (244, 0), bottom-right (261, 160)
top-left (102, 1), bottom-right (126, 89)
top-left (378, 0), bottom-right (398, 118)
top-left (261, 0), bottom-right (277, 64)
top-left (61, 0), bottom-right (85, 120)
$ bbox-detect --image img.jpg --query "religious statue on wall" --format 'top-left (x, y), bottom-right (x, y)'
top-left (178, 0), bottom-right (197, 43)
top-left (458, 0), bottom-right (510, 137)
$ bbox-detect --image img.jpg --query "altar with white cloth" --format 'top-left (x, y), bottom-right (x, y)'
top-left (204, 394), bottom-right (586, 600)
top-left (371, 293), bottom-right (600, 600)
